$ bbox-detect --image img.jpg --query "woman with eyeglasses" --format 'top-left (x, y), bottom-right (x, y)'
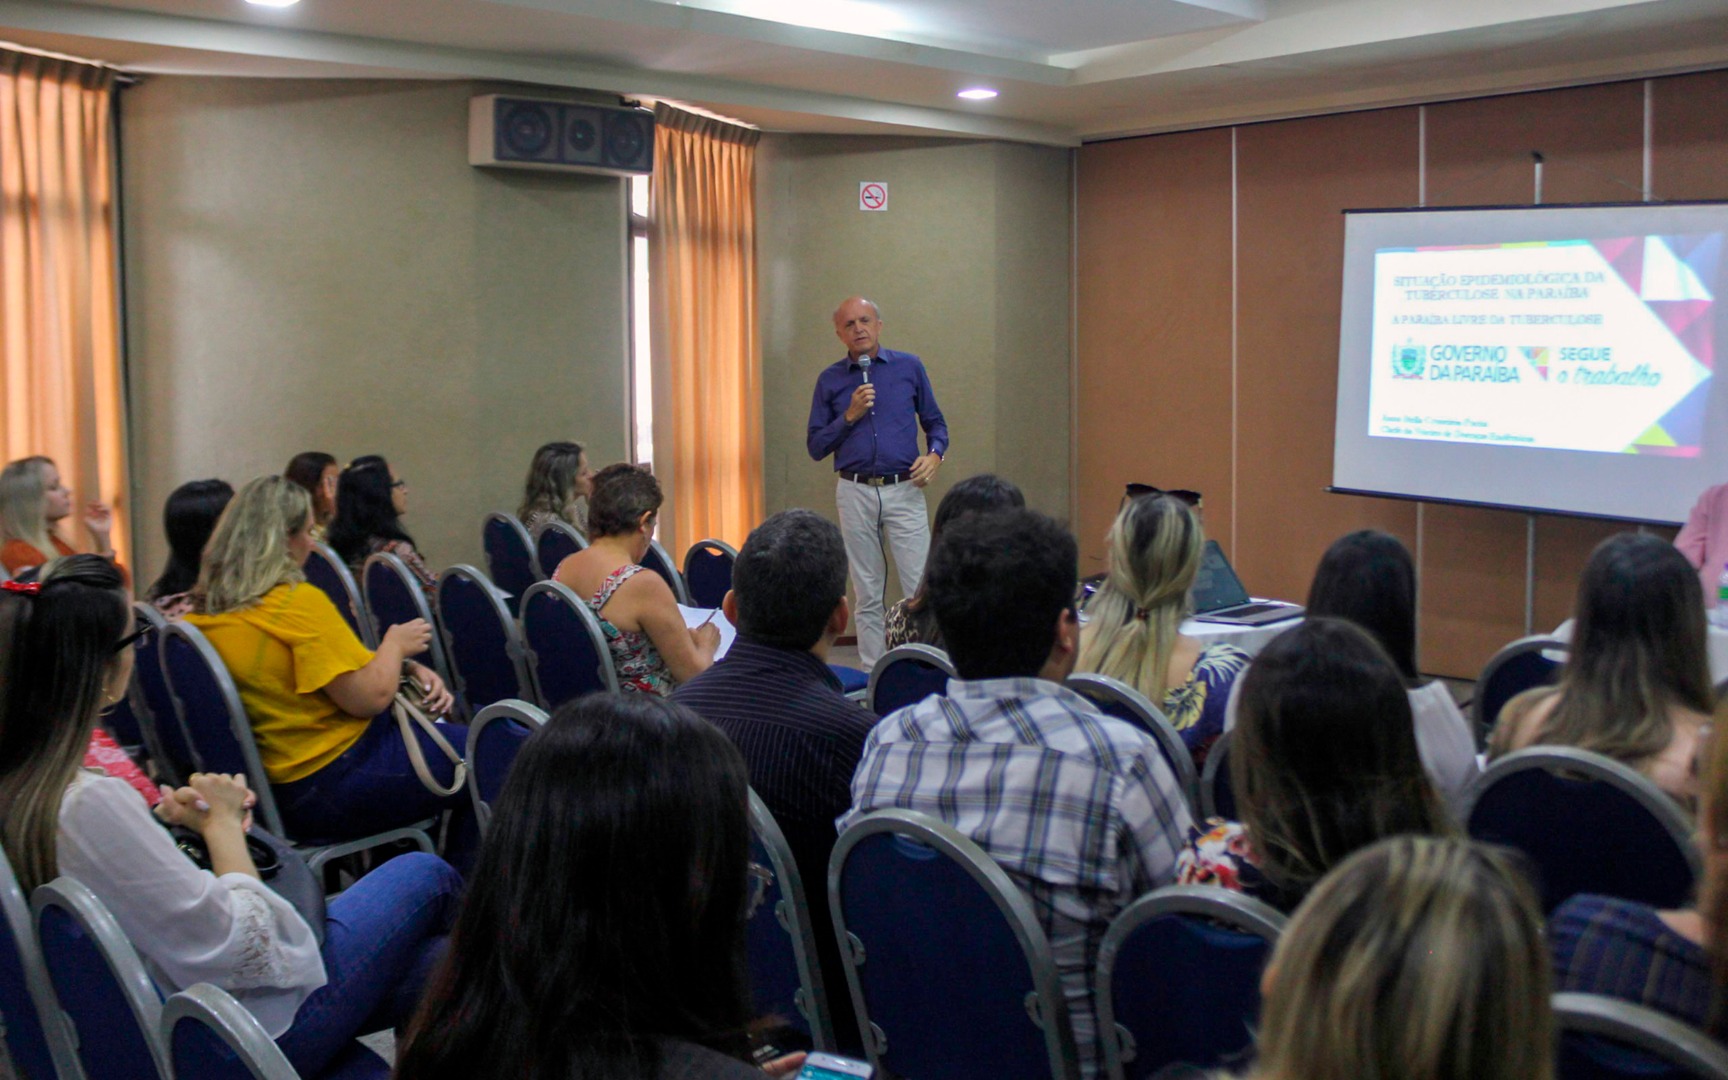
top-left (328, 454), bottom-right (437, 600)
top-left (0, 555), bottom-right (461, 1078)
top-left (396, 693), bottom-right (804, 1080)
top-left (0, 455), bottom-right (119, 577)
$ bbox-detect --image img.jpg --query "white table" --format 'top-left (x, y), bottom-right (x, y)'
top-left (1180, 612), bottom-right (1303, 659)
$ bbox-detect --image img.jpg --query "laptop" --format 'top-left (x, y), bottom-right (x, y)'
top-left (1190, 540), bottom-right (1304, 626)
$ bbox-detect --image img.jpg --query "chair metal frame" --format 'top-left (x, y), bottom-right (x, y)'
top-left (0, 847), bottom-right (84, 1080)
top-left (161, 984), bottom-right (300, 1080)
top-left (643, 538), bottom-right (692, 606)
top-left (829, 808), bottom-right (1081, 1080)
top-left (1471, 634), bottom-right (1567, 749)
top-left (1064, 674), bottom-right (1200, 815)
top-left (519, 579), bottom-right (622, 708)
top-left (33, 877), bottom-right (170, 1080)
top-left (1554, 991), bottom-right (1728, 1080)
top-left (748, 790), bottom-right (837, 1052)
top-left (1200, 729), bottom-right (1234, 821)
top-left (361, 551), bottom-right (456, 694)
top-left (483, 511), bottom-right (539, 593)
top-left (125, 601), bottom-right (192, 788)
top-left (1095, 884), bottom-right (1285, 1080)
top-left (531, 519), bottom-right (588, 581)
top-left (464, 699), bottom-right (549, 832)
top-left (682, 538), bottom-right (740, 610)
top-left (159, 622), bottom-right (436, 874)
top-left (303, 542), bottom-right (375, 648)
top-left (865, 644), bottom-right (957, 717)
top-left (436, 564), bottom-right (532, 710)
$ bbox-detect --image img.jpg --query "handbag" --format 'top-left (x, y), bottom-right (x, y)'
top-left (169, 824), bottom-right (328, 945)
top-left (392, 673), bottom-right (467, 798)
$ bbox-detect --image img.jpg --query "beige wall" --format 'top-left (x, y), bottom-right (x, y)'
top-left (756, 134), bottom-right (1073, 581)
top-left (121, 77), bottom-right (631, 580)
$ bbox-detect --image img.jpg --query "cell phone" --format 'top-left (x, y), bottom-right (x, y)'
top-left (794, 1052), bottom-right (875, 1080)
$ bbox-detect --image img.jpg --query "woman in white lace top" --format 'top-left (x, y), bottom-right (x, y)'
top-left (0, 555), bottom-right (462, 1077)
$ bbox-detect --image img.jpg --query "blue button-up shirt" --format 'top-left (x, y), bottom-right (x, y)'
top-left (806, 348), bottom-right (949, 475)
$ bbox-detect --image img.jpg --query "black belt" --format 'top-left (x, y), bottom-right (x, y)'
top-left (838, 470), bottom-right (912, 486)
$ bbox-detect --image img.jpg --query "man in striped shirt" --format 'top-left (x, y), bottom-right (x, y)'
top-left (841, 508), bottom-right (1193, 1079)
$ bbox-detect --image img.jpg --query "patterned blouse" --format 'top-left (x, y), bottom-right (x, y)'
top-left (884, 598), bottom-right (942, 651)
top-left (359, 537), bottom-right (437, 602)
top-left (589, 563), bottom-right (674, 696)
top-left (1550, 893), bottom-right (1711, 1029)
top-left (1175, 819), bottom-right (1286, 908)
top-left (1163, 642), bottom-right (1250, 769)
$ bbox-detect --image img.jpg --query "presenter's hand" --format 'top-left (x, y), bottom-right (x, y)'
top-left (910, 453), bottom-right (942, 487)
top-left (843, 384), bottom-right (876, 423)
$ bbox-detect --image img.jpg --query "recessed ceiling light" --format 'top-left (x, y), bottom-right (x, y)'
top-left (957, 88), bottom-right (998, 101)
top-left (245, 0), bottom-right (301, 7)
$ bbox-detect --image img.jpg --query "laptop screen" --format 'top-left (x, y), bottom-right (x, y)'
top-left (1191, 540), bottom-right (1253, 613)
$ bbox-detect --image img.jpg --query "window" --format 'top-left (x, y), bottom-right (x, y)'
top-left (629, 174), bottom-right (652, 469)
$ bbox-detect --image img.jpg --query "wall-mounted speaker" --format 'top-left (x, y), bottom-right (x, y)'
top-left (469, 95), bottom-right (655, 177)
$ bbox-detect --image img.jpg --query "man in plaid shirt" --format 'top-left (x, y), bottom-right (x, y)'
top-left (841, 508), bottom-right (1193, 1079)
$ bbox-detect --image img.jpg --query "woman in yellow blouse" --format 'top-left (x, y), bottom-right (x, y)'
top-left (187, 476), bottom-right (472, 860)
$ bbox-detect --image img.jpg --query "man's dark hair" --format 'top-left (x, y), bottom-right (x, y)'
top-left (926, 508), bottom-right (1078, 680)
top-left (731, 509), bottom-right (848, 651)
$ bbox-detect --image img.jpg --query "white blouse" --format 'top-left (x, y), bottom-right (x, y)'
top-left (56, 771), bottom-right (326, 1037)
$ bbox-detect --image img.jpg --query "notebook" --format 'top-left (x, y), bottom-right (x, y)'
top-left (1190, 540), bottom-right (1304, 626)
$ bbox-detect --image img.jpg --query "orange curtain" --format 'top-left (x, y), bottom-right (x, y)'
top-left (0, 49), bottom-right (127, 562)
top-left (648, 103), bottom-right (762, 559)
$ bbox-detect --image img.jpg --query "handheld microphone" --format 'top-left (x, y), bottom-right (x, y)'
top-left (857, 354), bottom-right (871, 384)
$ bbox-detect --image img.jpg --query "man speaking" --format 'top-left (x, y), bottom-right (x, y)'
top-left (807, 296), bottom-right (948, 669)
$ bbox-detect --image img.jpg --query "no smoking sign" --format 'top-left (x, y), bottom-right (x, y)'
top-left (859, 181), bottom-right (888, 212)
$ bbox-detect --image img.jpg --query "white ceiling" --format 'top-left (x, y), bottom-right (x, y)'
top-left (2, 0), bottom-right (1727, 144)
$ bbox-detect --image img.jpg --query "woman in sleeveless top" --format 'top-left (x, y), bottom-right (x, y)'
top-left (554, 464), bottom-right (718, 695)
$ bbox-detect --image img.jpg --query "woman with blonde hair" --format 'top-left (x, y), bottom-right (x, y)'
top-left (186, 476), bottom-right (474, 860)
top-left (1490, 532), bottom-right (1712, 804)
top-left (518, 440), bottom-right (594, 537)
top-left (1245, 835), bottom-right (1553, 1080)
top-left (0, 455), bottom-right (117, 576)
top-left (1077, 493), bottom-right (1247, 764)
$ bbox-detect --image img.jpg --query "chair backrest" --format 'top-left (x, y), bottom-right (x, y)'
top-left (1555, 992), bottom-right (1728, 1080)
top-left (33, 878), bottom-right (168, 1080)
top-left (361, 551), bottom-right (452, 683)
top-left (747, 791), bottom-right (836, 1052)
top-left (482, 512), bottom-right (538, 615)
top-left (301, 542), bottom-right (374, 648)
top-left (1461, 747), bottom-right (1700, 913)
top-left (532, 519), bottom-right (587, 581)
top-left (641, 539), bottom-right (692, 605)
top-left (1064, 674), bottom-right (1199, 815)
top-left (682, 538), bottom-right (739, 610)
top-left (1200, 729), bottom-right (1236, 821)
top-left (830, 809), bottom-right (1081, 1080)
top-left (866, 644), bottom-right (957, 717)
top-left (130, 602), bottom-right (198, 788)
top-left (159, 622), bottom-right (289, 837)
top-left (436, 565), bottom-right (531, 712)
top-left (1096, 884), bottom-right (1285, 1080)
top-left (465, 699), bottom-right (549, 832)
top-left (519, 580), bottom-right (621, 709)
top-left (1473, 635), bottom-right (1567, 748)
top-left (0, 846), bottom-right (83, 1080)
top-left (162, 984), bottom-right (299, 1080)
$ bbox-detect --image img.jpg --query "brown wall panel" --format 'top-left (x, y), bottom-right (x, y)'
top-left (1075, 130), bottom-right (1234, 575)
top-left (1234, 109), bottom-right (1421, 609)
top-left (1419, 82), bottom-right (1646, 674)
top-left (1651, 70), bottom-right (1728, 201)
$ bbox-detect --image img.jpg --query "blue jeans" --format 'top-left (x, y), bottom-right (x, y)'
top-left (275, 851), bottom-right (462, 1078)
top-left (273, 716), bottom-right (478, 871)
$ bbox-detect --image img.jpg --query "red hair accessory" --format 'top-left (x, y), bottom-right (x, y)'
top-left (1, 580), bottom-right (40, 596)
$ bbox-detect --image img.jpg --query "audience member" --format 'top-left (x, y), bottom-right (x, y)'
top-left (328, 454), bottom-right (437, 598)
top-left (1076, 492), bottom-right (1247, 766)
top-left (0, 455), bottom-right (116, 576)
top-left (842, 508), bottom-right (1192, 1079)
top-left (0, 555), bottom-right (460, 1078)
top-left (186, 476), bottom-right (473, 859)
top-left (672, 508), bottom-right (870, 1052)
top-left (145, 478), bottom-right (234, 619)
top-left (519, 440), bottom-right (594, 538)
top-left (1243, 836), bottom-right (1553, 1080)
top-left (283, 451), bottom-right (339, 541)
top-left (1490, 532), bottom-right (1711, 805)
top-left (883, 472), bottom-right (1024, 650)
top-left (1302, 529), bottom-right (1478, 807)
top-left (1180, 618), bottom-right (1451, 911)
top-left (396, 693), bottom-right (803, 1080)
top-left (554, 464), bottom-right (717, 695)
top-left (1548, 693), bottom-right (1728, 1034)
